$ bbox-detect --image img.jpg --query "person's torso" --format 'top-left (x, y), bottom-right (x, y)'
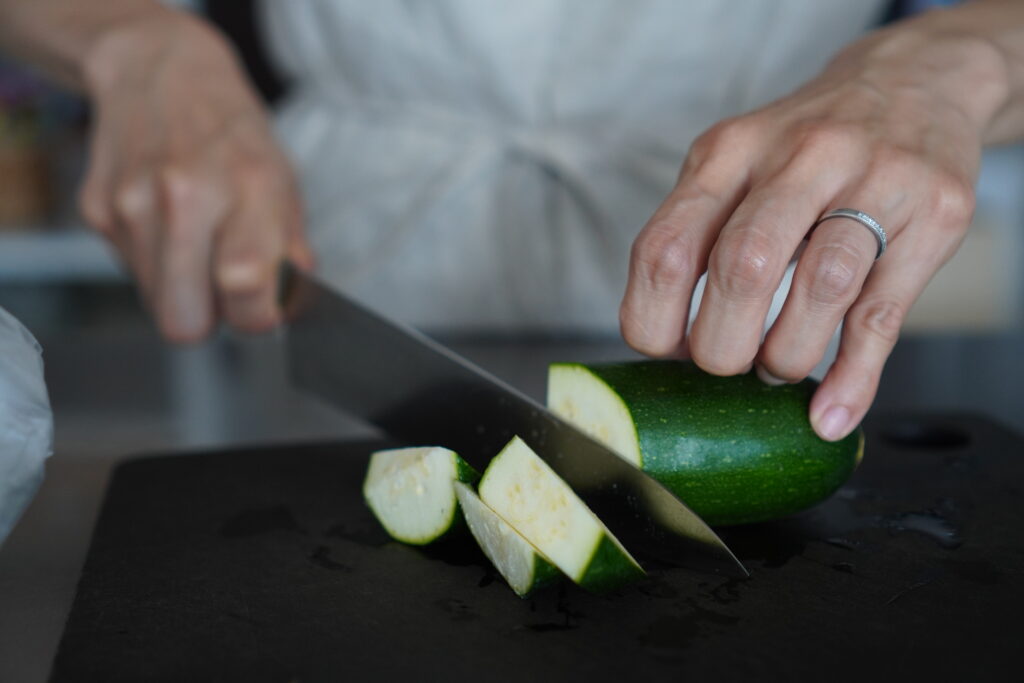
top-left (260, 0), bottom-right (887, 332)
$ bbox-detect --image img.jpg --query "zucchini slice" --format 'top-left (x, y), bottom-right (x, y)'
top-left (453, 482), bottom-right (560, 597)
top-left (363, 446), bottom-right (479, 545)
top-left (478, 436), bottom-right (644, 592)
top-left (548, 360), bottom-right (864, 526)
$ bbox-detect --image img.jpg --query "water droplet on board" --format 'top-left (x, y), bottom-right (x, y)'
top-left (824, 537), bottom-right (860, 551)
top-left (308, 545), bottom-right (353, 572)
top-left (883, 512), bottom-right (963, 549)
top-left (435, 598), bottom-right (479, 622)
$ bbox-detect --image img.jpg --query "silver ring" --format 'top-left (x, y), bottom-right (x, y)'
top-left (812, 208), bottom-right (887, 260)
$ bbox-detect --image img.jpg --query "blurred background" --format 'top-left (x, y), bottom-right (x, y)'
top-left (1, 1), bottom-right (1023, 335)
top-left (0, 2), bottom-right (1022, 680)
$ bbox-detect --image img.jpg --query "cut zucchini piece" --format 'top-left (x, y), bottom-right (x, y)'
top-left (453, 482), bottom-right (560, 597)
top-left (478, 436), bottom-right (644, 592)
top-left (363, 446), bottom-right (479, 545)
top-left (548, 360), bottom-right (864, 526)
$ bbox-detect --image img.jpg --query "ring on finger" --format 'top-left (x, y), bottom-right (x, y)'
top-left (811, 208), bottom-right (887, 260)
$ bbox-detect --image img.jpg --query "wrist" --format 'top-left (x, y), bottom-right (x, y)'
top-left (81, 9), bottom-right (233, 98)
top-left (827, 15), bottom-right (1010, 142)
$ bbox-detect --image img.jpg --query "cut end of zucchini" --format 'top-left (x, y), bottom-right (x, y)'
top-left (479, 436), bottom-right (644, 591)
top-left (547, 363), bottom-right (642, 467)
top-left (454, 482), bottom-right (560, 597)
top-left (363, 446), bottom-right (479, 545)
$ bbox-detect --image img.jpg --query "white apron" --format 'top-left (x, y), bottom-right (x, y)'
top-left (261, 0), bottom-right (886, 332)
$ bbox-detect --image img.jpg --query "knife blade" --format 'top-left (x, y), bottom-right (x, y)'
top-left (281, 265), bottom-right (747, 577)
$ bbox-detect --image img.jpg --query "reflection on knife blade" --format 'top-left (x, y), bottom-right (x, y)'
top-left (280, 264), bottom-right (747, 577)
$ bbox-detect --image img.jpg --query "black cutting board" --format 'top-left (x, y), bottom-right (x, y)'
top-left (51, 414), bottom-right (1024, 683)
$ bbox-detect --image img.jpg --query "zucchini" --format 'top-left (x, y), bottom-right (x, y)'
top-left (363, 446), bottom-right (479, 544)
top-left (453, 482), bottom-right (561, 597)
top-left (478, 436), bottom-right (644, 592)
top-left (547, 360), bottom-right (864, 526)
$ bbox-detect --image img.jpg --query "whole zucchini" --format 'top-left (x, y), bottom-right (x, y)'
top-left (547, 360), bottom-right (863, 526)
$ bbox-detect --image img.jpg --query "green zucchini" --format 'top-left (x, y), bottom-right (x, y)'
top-left (547, 360), bottom-right (864, 526)
top-left (453, 482), bottom-right (561, 597)
top-left (363, 446), bottom-right (480, 545)
top-left (478, 436), bottom-right (644, 592)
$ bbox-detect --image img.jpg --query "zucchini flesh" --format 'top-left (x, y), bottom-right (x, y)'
top-left (547, 360), bottom-right (864, 526)
top-left (363, 446), bottom-right (479, 545)
top-left (453, 482), bottom-right (560, 597)
top-left (478, 436), bottom-right (644, 592)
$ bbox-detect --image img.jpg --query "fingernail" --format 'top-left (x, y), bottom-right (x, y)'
top-left (816, 405), bottom-right (851, 441)
top-left (755, 364), bottom-right (787, 386)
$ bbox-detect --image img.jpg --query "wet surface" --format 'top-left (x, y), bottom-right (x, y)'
top-left (51, 416), bottom-right (1024, 682)
top-left (881, 511), bottom-right (963, 549)
top-left (220, 505), bottom-right (306, 538)
top-left (308, 545), bottom-right (353, 573)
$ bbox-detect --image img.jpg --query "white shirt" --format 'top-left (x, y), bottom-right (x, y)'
top-left (261, 0), bottom-right (887, 332)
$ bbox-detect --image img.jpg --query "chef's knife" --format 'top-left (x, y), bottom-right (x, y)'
top-left (281, 265), bottom-right (747, 577)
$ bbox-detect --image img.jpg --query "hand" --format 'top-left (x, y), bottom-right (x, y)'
top-left (78, 11), bottom-right (313, 342)
top-left (620, 15), bottom-right (1012, 441)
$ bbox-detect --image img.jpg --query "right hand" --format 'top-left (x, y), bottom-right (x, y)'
top-left (78, 11), bottom-right (313, 342)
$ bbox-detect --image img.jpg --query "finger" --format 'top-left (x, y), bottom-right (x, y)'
top-left (152, 167), bottom-right (229, 343)
top-left (809, 165), bottom-right (976, 441)
top-left (282, 173), bottom-right (315, 272)
top-left (689, 165), bottom-right (844, 376)
top-left (808, 222), bottom-right (961, 441)
top-left (78, 145), bottom-right (117, 240)
top-left (757, 189), bottom-right (913, 384)
top-left (620, 189), bottom-right (741, 357)
top-left (111, 173), bottom-right (162, 304)
top-left (620, 123), bottom-right (757, 357)
top-left (213, 167), bottom-right (289, 333)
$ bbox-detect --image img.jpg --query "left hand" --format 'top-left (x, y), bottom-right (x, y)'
top-left (620, 12), bottom-right (1011, 441)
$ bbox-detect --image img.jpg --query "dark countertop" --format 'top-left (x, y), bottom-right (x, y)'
top-left (1, 302), bottom-right (1022, 682)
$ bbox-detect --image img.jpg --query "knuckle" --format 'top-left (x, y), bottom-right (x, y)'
top-left (928, 172), bottom-right (976, 228)
top-left (156, 166), bottom-right (218, 243)
top-left (707, 117), bottom-right (758, 148)
top-left (687, 118), bottom-right (756, 167)
top-left (631, 224), bottom-right (697, 294)
top-left (804, 243), bottom-right (864, 306)
top-left (709, 231), bottom-right (777, 300)
top-left (793, 121), bottom-right (861, 157)
top-left (112, 177), bottom-right (153, 226)
top-left (157, 164), bottom-right (198, 209)
top-left (850, 299), bottom-right (904, 346)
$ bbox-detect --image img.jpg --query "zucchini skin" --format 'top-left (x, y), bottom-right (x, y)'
top-left (576, 535), bottom-right (646, 593)
top-left (557, 360), bottom-right (862, 526)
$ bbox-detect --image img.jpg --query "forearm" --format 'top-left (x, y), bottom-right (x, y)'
top-left (0, 0), bottom-right (206, 92)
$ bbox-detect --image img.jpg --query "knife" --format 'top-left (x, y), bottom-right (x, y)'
top-left (281, 265), bottom-right (747, 577)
